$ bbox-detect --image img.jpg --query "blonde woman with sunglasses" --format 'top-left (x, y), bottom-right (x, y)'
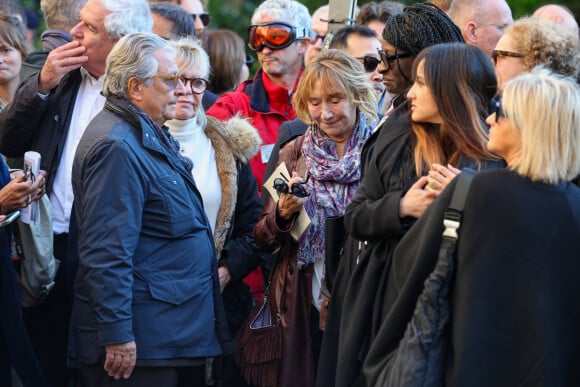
top-left (370, 67), bottom-right (580, 386)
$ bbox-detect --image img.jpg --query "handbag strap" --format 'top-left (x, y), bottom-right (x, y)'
top-left (442, 169), bottom-right (475, 240)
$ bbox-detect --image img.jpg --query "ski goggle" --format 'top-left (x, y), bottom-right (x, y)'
top-left (248, 22), bottom-right (308, 51)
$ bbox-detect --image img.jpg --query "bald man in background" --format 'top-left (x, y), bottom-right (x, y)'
top-left (533, 4), bottom-right (579, 37)
top-left (448, 0), bottom-right (513, 57)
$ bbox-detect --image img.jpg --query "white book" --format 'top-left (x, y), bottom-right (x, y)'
top-left (20, 151), bottom-right (41, 224)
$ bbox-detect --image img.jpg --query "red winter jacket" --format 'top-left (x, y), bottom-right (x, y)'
top-left (207, 69), bottom-right (300, 192)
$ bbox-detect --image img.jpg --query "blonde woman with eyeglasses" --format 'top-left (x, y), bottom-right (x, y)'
top-left (164, 36), bottom-right (264, 386)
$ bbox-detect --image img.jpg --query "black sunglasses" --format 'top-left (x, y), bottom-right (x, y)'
top-left (273, 173), bottom-right (310, 198)
top-left (192, 13), bottom-right (210, 27)
top-left (378, 49), bottom-right (414, 72)
top-left (488, 95), bottom-right (505, 122)
top-left (356, 55), bottom-right (381, 73)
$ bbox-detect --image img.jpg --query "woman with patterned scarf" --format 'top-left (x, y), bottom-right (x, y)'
top-left (253, 49), bottom-right (378, 387)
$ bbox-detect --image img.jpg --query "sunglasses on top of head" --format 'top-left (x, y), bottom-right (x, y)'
top-left (356, 55), bottom-right (381, 73)
top-left (248, 22), bottom-right (308, 52)
top-left (191, 13), bottom-right (211, 27)
top-left (488, 95), bottom-right (506, 122)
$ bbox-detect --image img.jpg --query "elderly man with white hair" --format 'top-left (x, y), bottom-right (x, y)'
top-left (0, 1), bottom-right (152, 385)
top-left (71, 32), bottom-right (232, 386)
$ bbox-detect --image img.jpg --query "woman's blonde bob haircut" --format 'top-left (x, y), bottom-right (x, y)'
top-left (293, 49), bottom-right (378, 125)
top-left (169, 36), bottom-right (211, 128)
top-left (503, 66), bottom-right (580, 184)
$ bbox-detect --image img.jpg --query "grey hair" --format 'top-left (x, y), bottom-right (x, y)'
top-left (251, 0), bottom-right (311, 37)
top-left (40, 0), bottom-right (86, 30)
top-left (103, 32), bottom-right (172, 99)
top-left (169, 36), bottom-right (210, 127)
top-left (101, 0), bottom-right (153, 40)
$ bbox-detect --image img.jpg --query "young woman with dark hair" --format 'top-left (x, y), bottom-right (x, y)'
top-left (407, 43), bottom-right (500, 191)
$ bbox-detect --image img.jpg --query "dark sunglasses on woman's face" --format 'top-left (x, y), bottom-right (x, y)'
top-left (377, 49), bottom-right (414, 72)
top-left (273, 173), bottom-right (310, 198)
top-left (247, 22), bottom-right (308, 52)
top-left (192, 13), bottom-right (211, 27)
top-left (356, 55), bottom-right (381, 73)
top-left (488, 95), bottom-right (505, 122)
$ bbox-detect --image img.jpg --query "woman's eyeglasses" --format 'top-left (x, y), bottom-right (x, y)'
top-left (356, 56), bottom-right (381, 73)
top-left (248, 22), bottom-right (308, 52)
top-left (192, 13), bottom-right (211, 27)
top-left (378, 49), bottom-right (414, 72)
top-left (151, 75), bottom-right (209, 94)
top-left (491, 50), bottom-right (524, 65)
top-left (273, 173), bottom-right (310, 198)
top-left (489, 95), bottom-right (505, 122)
top-left (181, 77), bottom-right (210, 94)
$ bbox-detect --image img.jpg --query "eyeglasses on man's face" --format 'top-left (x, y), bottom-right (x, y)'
top-left (356, 55), bottom-right (381, 73)
top-left (491, 49), bottom-right (524, 65)
top-left (273, 173), bottom-right (310, 198)
top-left (248, 22), bottom-right (307, 52)
top-left (377, 49), bottom-right (414, 72)
top-left (488, 95), bottom-right (506, 122)
top-left (151, 74), bottom-right (183, 90)
top-left (191, 13), bottom-right (210, 26)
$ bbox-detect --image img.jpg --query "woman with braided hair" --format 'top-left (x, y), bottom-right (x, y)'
top-left (379, 2), bottom-right (464, 112)
top-left (317, 4), bottom-right (491, 387)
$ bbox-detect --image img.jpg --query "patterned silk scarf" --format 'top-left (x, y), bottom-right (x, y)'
top-left (297, 112), bottom-right (374, 268)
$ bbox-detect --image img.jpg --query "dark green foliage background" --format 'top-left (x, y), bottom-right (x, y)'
top-left (16, 0), bottom-right (579, 55)
top-left (205, 0), bottom-right (578, 74)
top-left (206, 0), bottom-right (578, 46)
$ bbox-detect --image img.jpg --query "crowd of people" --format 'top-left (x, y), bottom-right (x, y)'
top-left (0, 0), bottom-right (578, 386)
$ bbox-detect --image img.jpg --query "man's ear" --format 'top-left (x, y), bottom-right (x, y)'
top-left (128, 77), bottom-right (144, 101)
top-left (464, 21), bottom-right (478, 45)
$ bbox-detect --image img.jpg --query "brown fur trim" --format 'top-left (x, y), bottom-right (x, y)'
top-left (204, 116), bottom-right (261, 258)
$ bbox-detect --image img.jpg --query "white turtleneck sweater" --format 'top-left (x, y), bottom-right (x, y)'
top-left (166, 118), bottom-right (222, 234)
